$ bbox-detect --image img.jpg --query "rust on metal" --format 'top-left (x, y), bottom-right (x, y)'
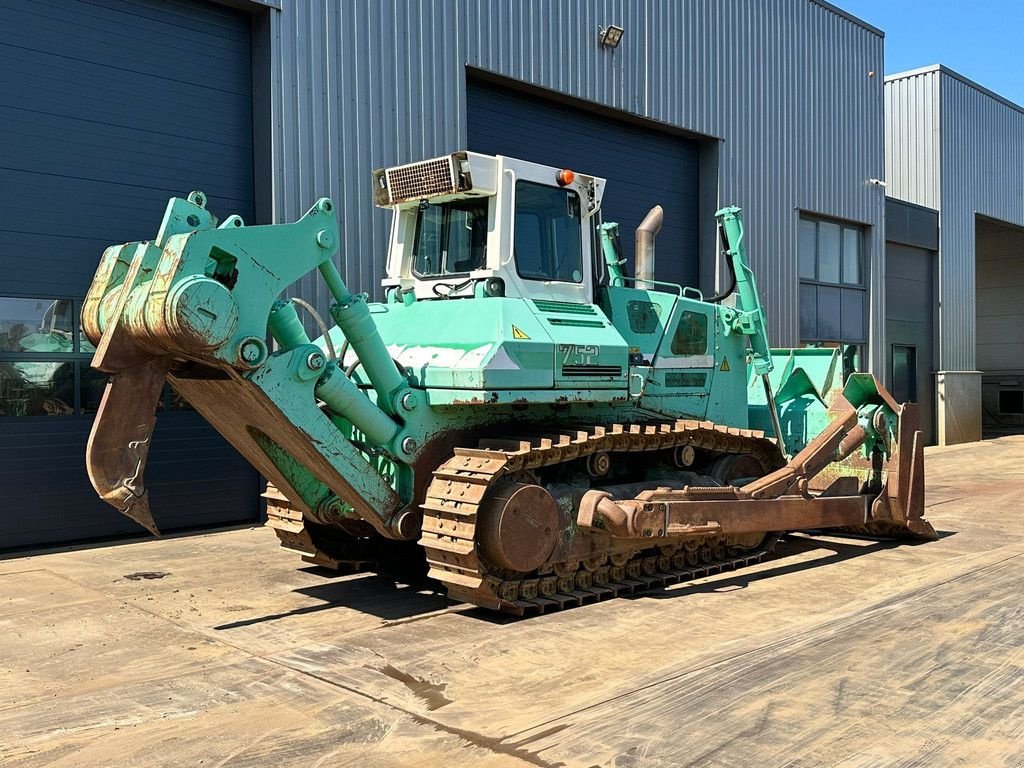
top-left (85, 358), bottom-right (171, 536)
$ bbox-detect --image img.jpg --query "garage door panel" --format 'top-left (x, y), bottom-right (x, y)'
top-left (0, 128), bottom-right (252, 189)
top-left (885, 275), bottom-right (933, 323)
top-left (0, 65), bottom-right (252, 149)
top-left (0, 0), bottom-right (258, 549)
top-left (885, 241), bottom-right (936, 444)
top-left (0, 168), bottom-right (251, 237)
top-left (467, 80), bottom-right (700, 288)
top-left (1, 1), bottom-right (251, 86)
top-left (0, 42), bottom-right (251, 101)
top-left (976, 316), bottom-right (1024, 345)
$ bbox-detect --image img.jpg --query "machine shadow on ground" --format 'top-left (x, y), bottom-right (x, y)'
top-left (213, 570), bottom-right (453, 629)
top-left (212, 529), bottom-right (959, 630)
top-left (638, 530), bottom-right (956, 601)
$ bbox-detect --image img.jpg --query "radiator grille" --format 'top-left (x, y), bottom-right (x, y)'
top-left (385, 157), bottom-right (457, 203)
top-left (562, 365), bottom-right (623, 377)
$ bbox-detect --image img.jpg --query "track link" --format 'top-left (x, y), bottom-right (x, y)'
top-left (264, 484), bottom-right (378, 571)
top-left (419, 419), bottom-right (783, 614)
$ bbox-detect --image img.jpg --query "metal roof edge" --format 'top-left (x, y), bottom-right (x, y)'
top-left (887, 64), bottom-right (1024, 117)
top-left (809, 1), bottom-right (884, 37)
top-left (885, 195), bottom-right (939, 216)
top-left (884, 65), bottom-right (942, 82)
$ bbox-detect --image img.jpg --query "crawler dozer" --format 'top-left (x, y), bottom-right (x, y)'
top-left (83, 152), bottom-right (936, 613)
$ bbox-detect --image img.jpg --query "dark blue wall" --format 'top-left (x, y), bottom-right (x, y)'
top-left (466, 78), bottom-right (700, 288)
top-left (0, 0), bottom-right (259, 549)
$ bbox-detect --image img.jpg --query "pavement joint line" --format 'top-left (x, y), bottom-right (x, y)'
top-left (500, 546), bottom-right (1024, 741)
top-left (258, 656), bottom-right (550, 768)
top-left (104, 592), bottom-right (544, 766)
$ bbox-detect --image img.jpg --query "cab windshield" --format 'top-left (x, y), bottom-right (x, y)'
top-left (412, 198), bottom-right (488, 277)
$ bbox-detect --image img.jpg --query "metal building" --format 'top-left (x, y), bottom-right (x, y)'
top-left (885, 65), bottom-right (1024, 444)
top-left (0, 0), bottom-right (898, 549)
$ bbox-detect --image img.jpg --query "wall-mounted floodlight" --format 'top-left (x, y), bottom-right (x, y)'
top-left (599, 25), bottom-right (624, 49)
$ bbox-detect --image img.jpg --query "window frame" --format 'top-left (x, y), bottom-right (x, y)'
top-left (410, 196), bottom-right (490, 280)
top-left (890, 343), bottom-right (918, 404)
top-left (0, 294), bottom-right (184, 419)
top-left (798, 215), bottom-right (865, 289)
top-left (797, 214), bottom-right (869, 365)
top-left (669, 310), bottom-right (710, 356)
top-left (513, 180), bottom-right (584, 285)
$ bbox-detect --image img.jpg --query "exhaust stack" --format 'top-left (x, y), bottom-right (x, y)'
top-left (635, 205), bottom-right (664, 290)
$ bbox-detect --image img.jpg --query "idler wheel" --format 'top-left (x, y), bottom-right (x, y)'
top-left (478, 482), bottom-right (559, 573)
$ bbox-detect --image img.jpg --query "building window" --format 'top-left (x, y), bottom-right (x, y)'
top-left (798, 215), bottom-right (867, 380)
top-left (0, 296), bottom-right (182, 418)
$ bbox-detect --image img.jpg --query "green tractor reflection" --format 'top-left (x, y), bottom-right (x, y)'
top-left (0, 299), bottom-right (78, 416)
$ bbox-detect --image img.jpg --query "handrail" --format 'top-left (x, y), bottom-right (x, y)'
top-left (610, 274), bottom-right (689, 296)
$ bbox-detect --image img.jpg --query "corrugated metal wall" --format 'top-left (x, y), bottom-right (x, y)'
top-left (885, 66), bottom-right (1024, 371)
top-left (268, 0), bottom-right (887, 371)
top-left (884, 69), bottom-right (941, 210)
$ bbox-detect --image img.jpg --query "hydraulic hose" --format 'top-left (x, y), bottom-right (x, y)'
top-left (290, 297), bottom-right (337, 361)
top-left (706, 222), bottom-right (738, 303)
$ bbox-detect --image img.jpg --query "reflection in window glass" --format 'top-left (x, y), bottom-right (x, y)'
top-left (412, 198), bottom-right (488, 276)
top-left (670, 311), bottom-right (709, 355)
top-left (798, 219), bottom-right (817, 279)
top-left (817, 222), bottom-right (841, 284)
top-left (0, 298), bottom-right (75, 353)
top-left (842, 227), bottom-right (861, 285)
top-left (79, 366), bottom-right (109, 415)
top-left (891, 345), bottom-right (917, 403)
top-left (514, 182), bottom-right (583, 283)
top-left (0, 360), bottom-right (74, 416)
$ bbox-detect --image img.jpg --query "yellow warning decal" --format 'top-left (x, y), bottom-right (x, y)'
top-left (512, 325), bottom-right (530, 340)
top-left (720, 357), bottom-right (731, 372)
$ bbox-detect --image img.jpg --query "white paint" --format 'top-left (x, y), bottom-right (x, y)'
top-left (653, 354), bottom-right (715, 369)
top-left (386, 343), bottom-right (493, 370)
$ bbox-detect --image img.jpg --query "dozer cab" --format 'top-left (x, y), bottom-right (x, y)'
top-left (82, 152), bottom-right (935, 613)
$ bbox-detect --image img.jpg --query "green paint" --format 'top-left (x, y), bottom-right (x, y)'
top-left (85, 163), bottom-right (911, 542)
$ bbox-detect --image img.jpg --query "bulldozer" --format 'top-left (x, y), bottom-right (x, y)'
top-left (82, 152), bottom-right (936, 613)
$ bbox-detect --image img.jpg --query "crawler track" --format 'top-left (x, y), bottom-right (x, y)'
top-left (420, 420), bottom-right (784, 614)
top-left (265, 485), bottom-right (385, 571)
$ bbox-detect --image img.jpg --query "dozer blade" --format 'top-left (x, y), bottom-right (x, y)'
top-left (579, 374), bottom-right (937, 543)
top-left (85, 358), bottom-right (170, 535)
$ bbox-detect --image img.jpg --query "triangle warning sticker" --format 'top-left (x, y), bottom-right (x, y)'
top-left (720, 357), bottom-right (731, 372)
top-left (512, 326), bottom-right (530, 340)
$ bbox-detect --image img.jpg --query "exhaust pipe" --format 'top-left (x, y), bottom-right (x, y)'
top-left (635, 205), bottom-right (664, 290)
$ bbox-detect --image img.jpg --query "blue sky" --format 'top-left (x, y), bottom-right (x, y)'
top-left (837, 0), bottom-right (1024, 106)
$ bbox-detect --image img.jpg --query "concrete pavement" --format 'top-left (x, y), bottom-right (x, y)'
top-left (2, 437), bottom-right (1022, 767)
